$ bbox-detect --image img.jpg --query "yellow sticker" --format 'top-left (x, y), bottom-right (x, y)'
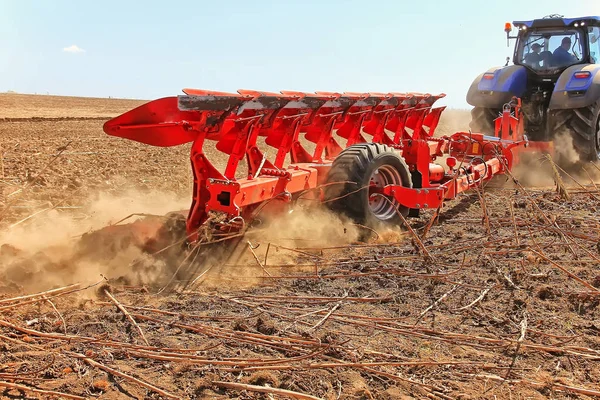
top-left (472, 143), bottom-right (480, 154)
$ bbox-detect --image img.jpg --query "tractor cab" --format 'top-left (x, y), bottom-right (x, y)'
top-left (517, 30), bottom-right (583, 72)
top-left (510, 17), bottom-right (599, 75)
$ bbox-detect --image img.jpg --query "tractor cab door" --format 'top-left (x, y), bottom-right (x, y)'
top-left (589, 26), bottom-right (599, 63)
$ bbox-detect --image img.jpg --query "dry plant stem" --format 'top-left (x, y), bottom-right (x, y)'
top-left (247, 240), bottom-right (272, 277)
top-left (45, 297), bottom-right (67, 336)
top-left (554, 161), bottom-right (599, 201)
top-left (0, 283), bottom-right (80, 305)
top-left (582, 167), bottom-right (599, 190)
top-left (529, 249), bottom-right (600, 292)
top-left (132, 313), bottom-right (325, 350)
top-left (129, 347), bottom-right (322, 367)
top-left (271, 244), bottom-right (324, 260)
top-left (421, 206), bottom-right (441, 240)
top-left (27, 141), bottom-right (72, 187)
top-left (370, 193), bottom-right (433, 262)
top-left (454, 285), bottom-right (494, 311)
top-left (177, 240), bottom-right (212, 292)
top-left (0, 381), bottom-right (85, 400)
top-left (0, 142), bottom-right (71, 218)
top-left (0, 143), bottom-right (4, 178)
top-left (545, 154), bottom-right (570, 200)
top-left (309, 302), bottom-right (341, 331)
top-left (103, 288), bottom-right (150, 346)
top-left (359, 366), bottom-right (441, 391)
top-left (157, 242), bottom-right (201, 293)
top-left (489, 257), bottom-right (517, 288)
top-left (0, 352), bottom-right (55, 378)
top-left (110, 212), bottom-right (167, 226)
top-left (503, 313), bottom-right (527, 381)
top-left (281, 307), bottom-right (329, 332)
top-left (0, 315), bottom-right (95, 342)
top-left (187, 263), bottom-right (215, 288)
top-left (213, 380), bottom-right (322, 400)
top-left (508, 200), bottom-right (520, 246)
top-left (471, 373), bottom-right (600, 397)
top-left (311, 361), bottom-right (483, 368)
top-left (9, 207), bottom-right (52, 229)
top-left (398, 210), bottom-right (434, 263)
top-left (94, 301), bottom-right (256, 321)
top-left (8, 186), bottom-right (85, 229)
top-left (265, 242), bottom-right (271, 266)
top-left (502, 166), bottom-right (577, 256)
top-left (473, 185), bottom-right (491, 235)
top-left (0, 281), bottom-right (103, 312)
top-left (351, 222), bottom-right (380, 240)
top-left (425, 391), bottom-right (456, 400)
top-left (415, 284), bottom-right (460, 324)
top-left (234, 294), bottom-right (389, 303)
top-left (0, 320), bottom-right (225, 355)
top-left (70, 352), bottom-right (179, 399)
top-left (319, 183), bottom-right (370, 204)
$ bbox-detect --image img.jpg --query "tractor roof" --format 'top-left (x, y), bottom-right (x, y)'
top-left (513, 16), bottom-right (600, 29)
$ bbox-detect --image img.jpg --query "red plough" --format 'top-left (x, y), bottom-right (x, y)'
top-left (104, 90), bottom-right (530, 244)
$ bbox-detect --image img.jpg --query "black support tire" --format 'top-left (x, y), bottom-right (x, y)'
top-left (469, 107), bottom-right (500, 136)
top-left (551, 101), bottom-right (600, 163)
top-left (324, 143), bottom-right (412, 228)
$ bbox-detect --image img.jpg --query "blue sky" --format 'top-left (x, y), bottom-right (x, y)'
top-left (1, 0), bottom-right (597, 108)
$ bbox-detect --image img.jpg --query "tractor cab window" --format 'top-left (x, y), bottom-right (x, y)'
top-left (518, 30), bottom-right (583, 71)
top-left (589, 27), bottom-right (599, 63)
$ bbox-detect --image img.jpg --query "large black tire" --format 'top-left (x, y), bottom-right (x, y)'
top-left (551, 100), bottom-right (600, 163)
top-left (324, 143), bottom-right (412, 228)
top-left (469, 107), bottom-right (500, 136)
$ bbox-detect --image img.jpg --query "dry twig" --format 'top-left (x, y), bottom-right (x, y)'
top-left (213, 380), bottom-right (322, 400)
top-left (0, 381), bottom-right (85, 400)
top-left (103, 288), bottom-right (150, 346)
top-left (71, 352), bottom-right (179, 399)
top-left (415, 284), bottom-right (460, 324)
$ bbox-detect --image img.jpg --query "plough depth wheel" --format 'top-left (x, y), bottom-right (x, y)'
top-left (324, 143), bottom-right (412, 228)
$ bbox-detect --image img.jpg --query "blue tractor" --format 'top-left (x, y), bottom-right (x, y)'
top-left (467, 15), bottom-right (600, 162)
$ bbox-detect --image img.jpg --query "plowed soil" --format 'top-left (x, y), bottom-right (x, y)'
top-left (1, 93), bottom-right (600, 400)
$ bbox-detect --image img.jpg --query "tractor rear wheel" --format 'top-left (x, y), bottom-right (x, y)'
top-left (324, 143), bottom-right (412, 228)
top-left (469, 107), bottom-right (500, 136)
top-left (551, 100), bottom-right (600, 163)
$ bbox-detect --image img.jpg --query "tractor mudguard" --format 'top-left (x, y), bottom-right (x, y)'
top-left (466, 65), bottom-right (527, 108)
top-left (548, 64), bottom-right (600, 110)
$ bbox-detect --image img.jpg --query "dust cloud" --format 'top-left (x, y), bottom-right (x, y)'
top-left (0, 187), bottom-right (374, 294)
top-left (192, 205), bottom-right (365, 289)
top-left (259, 206), bottom-right (360, 248)
top-left (510, 152), bottom-right (556, 187)
top-left (510, 131), bottom-right (600, 188)
top-left (434, 109), bottom-right (472, 137)
top-left (0, 189), bottom-right (189, 293)
top-left (552, 131), bottom-right (600, 184)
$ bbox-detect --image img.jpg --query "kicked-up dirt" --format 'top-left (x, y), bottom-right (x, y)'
top-left (1, 93), bottom-right (600, 399)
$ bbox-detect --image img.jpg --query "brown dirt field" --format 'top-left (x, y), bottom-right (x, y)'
top-left (0, 93), bottom-right (146, 119)
top-left (1, 94), bottom-right (600, 399)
